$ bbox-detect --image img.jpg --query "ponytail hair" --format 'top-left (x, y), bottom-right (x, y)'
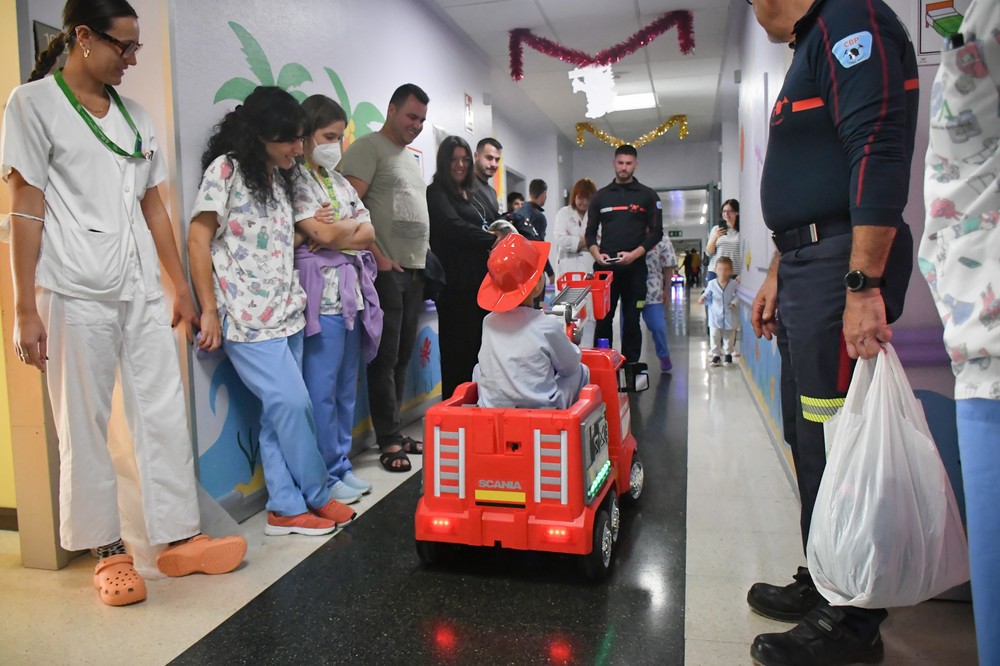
top-left (201, 86), bottom-right (307, 207)
top-left (28, 0), bottom-right (138, 82)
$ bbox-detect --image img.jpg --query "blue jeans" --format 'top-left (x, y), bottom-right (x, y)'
top-left (224, 330), bottom-right (329, 517)
top-left (303, 315), bottom-right (362, 484)
top-left (640, 302), bottom-right (670, 360)
top-left (957, 398), bottom-right (1000, 664)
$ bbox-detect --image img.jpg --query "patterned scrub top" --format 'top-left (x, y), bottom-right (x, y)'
top-left (645, 238), bottom-right (679, 305)
top-left (920, 0), bottom-right (1000, 400)
top-left (193, 155), bottom-right (317, 342)
top-left (292, 165), bottom-right (370, 315)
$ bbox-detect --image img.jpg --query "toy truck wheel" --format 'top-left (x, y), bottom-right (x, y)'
top-left (579, 507), bottom-right (614, 580)
top-left (623, 452), bottom-right (644, 506)
top-left (415, 539), bottom-right (449, 566)
top-left (610, 494), bottom-right (621, 544)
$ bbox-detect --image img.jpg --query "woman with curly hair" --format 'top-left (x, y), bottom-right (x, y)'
top-left (188, 86), bottom-right (356, 537)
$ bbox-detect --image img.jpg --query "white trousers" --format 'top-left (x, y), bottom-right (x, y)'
top-left (710, 326), bottom-right (737, 357)
top-left (38, 288), bottom-right (200, 551)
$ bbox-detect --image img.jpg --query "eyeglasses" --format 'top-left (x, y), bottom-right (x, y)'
top-left (451, 157), bottom-right (472, 165)
top-left (88, 26), bottom-right (143, 59)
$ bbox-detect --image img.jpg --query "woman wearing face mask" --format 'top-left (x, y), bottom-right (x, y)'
top-left (427, 136), bottom-right (500, 402)
top-left (1, 0), bottom-right (246, 606)
top-left (293, 94), bottom-right (381, 499)
top-left (189, 87), bottom-right (358, 537)
top-left (553, 178), bottom-right (597, 276)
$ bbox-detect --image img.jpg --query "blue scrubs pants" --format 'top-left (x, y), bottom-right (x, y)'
top-left (957, 398), bottom-right (1000, 664)
top-left (303, 315), bottom-right (362, 484)
top-left (640, 302), bottom-right (671, 360)
top-left (224, 330), bottom-right (329, 517)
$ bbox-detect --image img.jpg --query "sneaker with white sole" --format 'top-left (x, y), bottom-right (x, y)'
top-left (341, 470), bottom-right (373, 495)
top-left (265, 512), bottom-right (336, 536)
top-left (329, 480), bottom-right (363, 504)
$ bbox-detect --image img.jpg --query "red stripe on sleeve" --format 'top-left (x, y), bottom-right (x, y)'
top-left (791, 97), bottom-right (825, 112)
top-left (817, 18), bottom-right (841, 123)
top-left (904, 78), bottom-right (919, 91)
top-left (855, 0), bottom-right (891, 207)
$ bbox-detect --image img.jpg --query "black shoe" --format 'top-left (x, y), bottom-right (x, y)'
top-left (725, 354), bottom-right (733, 365)
top-left (710, 356), bottom-right (722, 367)
top-left (747, 567), bottom-right (822, 622)
top-left (750, 604), bottom-right (885, 666)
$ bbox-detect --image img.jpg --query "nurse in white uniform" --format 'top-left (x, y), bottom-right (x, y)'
top-left (1, 0), bottom-right (245, 607)
top-left (553, 178), bottom-right (597, 276)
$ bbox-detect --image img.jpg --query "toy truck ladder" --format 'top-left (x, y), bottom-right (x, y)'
top-left (534, 430), bottom-right (569, 504)
top-left (433, 426), bottom-right (466, 499)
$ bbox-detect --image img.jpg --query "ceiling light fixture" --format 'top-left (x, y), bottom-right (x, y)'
top-left (700, 216), bottom-right (706, 225)
top-left (612, 92), bottom-right (657, 112)
top-left (701, 203), bottom-right (708, 214)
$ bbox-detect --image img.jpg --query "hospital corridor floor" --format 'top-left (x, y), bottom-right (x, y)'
top-left (0, 287), bottom-right (978, 665)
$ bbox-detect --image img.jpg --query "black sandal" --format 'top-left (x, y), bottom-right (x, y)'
top-left (379, 448), bottom-right (411, 473)
top-left (400, 435), bottom-right (424, 455)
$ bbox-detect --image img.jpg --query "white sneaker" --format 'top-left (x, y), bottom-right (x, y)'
top-left (341, 471), bottom-right (373, 495)
top-left (329, 480), bottom-right (363, 505)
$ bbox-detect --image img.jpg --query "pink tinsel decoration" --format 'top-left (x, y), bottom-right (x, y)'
top-left (509, 10), bottom-right (695, 82)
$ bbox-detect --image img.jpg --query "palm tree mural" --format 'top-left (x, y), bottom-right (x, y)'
top-left (324, 67), bottom-right (385, 150)
top-left (214, 22), bottom-right (312, 103)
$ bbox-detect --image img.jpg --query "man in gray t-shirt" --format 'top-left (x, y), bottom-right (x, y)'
top-left (342, 83), bottom-right (430, 472)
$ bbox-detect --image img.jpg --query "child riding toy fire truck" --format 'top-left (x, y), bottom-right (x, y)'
top-left (415, 270), bottom-right (647, 579)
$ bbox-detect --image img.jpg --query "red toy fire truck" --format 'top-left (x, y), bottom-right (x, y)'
top-left (414, 272), bottom-right (647, 579)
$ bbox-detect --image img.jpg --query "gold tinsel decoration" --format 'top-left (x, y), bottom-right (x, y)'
top-left (575, 115), bottom-right (689, 148)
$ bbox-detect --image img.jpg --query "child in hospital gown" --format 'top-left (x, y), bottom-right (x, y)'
top-left (473, 235), bottom-right (589, 409)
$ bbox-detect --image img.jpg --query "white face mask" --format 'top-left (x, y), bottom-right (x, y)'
top-left (312, 142), bottom-right (342, 171)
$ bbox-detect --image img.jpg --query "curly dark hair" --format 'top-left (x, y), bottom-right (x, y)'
top-left (29, 0), bottom-right (138, 82)
top-left (201, 86), bottom-right (306, 207)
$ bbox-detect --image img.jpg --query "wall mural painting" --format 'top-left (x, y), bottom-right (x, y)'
top-left (213, 21), bottom-right (385, 150)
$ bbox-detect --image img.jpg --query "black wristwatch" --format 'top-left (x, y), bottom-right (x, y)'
top-left (844, 270), bottom-right (885, 292)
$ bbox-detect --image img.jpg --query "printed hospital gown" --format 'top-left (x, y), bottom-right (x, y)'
top-left (193, 155), bottom-right (316, 343)
top-left (920, 9), bottom-right (1000, 400)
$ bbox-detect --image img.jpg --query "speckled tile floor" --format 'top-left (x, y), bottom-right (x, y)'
top-left (0, 287), bottom-right (978, 665)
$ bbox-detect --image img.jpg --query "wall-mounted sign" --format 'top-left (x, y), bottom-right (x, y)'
top-left (668, 230), bottom-right (683, 238)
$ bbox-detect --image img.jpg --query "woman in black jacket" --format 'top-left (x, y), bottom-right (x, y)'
top-left (427, 136), bottom-right (498, 398)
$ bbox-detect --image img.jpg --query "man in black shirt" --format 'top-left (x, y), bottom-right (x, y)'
top-left (585, 144), bottom-right (663, 362)
top-left (515, 179), bottom-right (555, 282)
top-left (472, 137), bottom-right (502, 222)
top-left (747, 1), bottom-right (918, 664)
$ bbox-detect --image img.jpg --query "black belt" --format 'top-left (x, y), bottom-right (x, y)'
top-left (772, 219), bottom-right (852, 254)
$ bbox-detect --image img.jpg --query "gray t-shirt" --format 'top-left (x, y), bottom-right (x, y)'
top-left (340, 132), bottom-right (429, 269)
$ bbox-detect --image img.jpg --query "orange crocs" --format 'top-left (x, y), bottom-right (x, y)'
top-left (312, 499), bottom-right (357, 527)
top-left (155, 534), bottom-right (247, 577)
top-left (93, 554), bottom-right (147, 607)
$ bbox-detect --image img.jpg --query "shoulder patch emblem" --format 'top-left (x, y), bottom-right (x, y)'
top-left (832, 31), bottom-right (873, 68)
top-left (656, 200), bottom-right (662, 209)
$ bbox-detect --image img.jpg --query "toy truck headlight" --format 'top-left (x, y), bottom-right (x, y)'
top-left (430, 518), bottom-right (454, 534)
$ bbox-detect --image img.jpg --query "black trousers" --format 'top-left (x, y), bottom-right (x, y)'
top-left (436, 287), bottom-right (488, 399)
top-left (367, 269), bottom-right (425, 445)
top-left (594, 260), bottom-right (647, 362)
top-left (776, 227), bottom-right (911, 633)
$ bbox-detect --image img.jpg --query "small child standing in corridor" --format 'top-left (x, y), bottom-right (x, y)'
top-left (699, 256), bottom-right (738, 367)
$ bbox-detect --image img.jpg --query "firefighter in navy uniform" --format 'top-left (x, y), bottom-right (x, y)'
top-left (747, 0), bottom-right (919, 664)
top-left (585, 144), bottom-right (663, 363)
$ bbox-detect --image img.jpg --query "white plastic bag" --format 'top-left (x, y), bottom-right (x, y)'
top-left (806, 344), bottom-right (969, 608)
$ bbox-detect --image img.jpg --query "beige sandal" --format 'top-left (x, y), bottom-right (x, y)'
top-left (93, 554), bottom-right (147, 607)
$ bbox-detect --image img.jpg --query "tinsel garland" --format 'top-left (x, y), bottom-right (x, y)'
top-left (576, 116), bottom-right (689, 148)
top-left (509, 11), bottom-right (695, 82)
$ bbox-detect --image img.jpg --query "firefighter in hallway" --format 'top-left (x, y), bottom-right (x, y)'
top-left (585, 144), bottom-right (663, 364)
top-left (747, 0), bottom-right (919, 664)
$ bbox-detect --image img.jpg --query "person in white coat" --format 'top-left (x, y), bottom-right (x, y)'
top-left (1, 0), bottom-right (245, 607)
top-left (553, 178), bottom-right (597, 277)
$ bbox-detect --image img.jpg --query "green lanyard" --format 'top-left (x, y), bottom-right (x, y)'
top-left (54, 69), bottom-right (145, 159)
top-left (309, 165), bottom-right (344, 216)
